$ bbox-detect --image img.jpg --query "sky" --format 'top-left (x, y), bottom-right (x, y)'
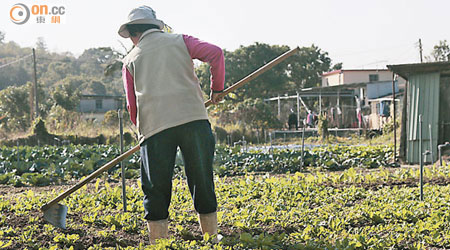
top-left (1, 0), bottom-right (449, 69)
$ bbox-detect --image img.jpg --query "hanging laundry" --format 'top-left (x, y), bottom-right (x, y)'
top-left (380, 101), bottom-right (390, 117)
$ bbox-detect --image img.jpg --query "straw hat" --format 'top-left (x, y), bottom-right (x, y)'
top-left (118, 6), bottom-right (164, 38)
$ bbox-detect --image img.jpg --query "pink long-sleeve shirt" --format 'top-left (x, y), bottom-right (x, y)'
top-left (122, 34), bottom-right (225, 125)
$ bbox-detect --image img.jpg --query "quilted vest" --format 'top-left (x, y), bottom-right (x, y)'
top-left (123, 29), bottom-right (208, 142)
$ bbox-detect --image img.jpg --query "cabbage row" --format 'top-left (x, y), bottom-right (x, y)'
top-left (0, 144), bottom-right (395, 186)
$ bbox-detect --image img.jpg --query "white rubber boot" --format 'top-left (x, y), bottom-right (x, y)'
top-left (199, 212), bottom-right (219, 243)
top-left (147, 219), bottom-right (168, 244)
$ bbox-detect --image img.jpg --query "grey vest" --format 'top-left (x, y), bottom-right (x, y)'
top-left (123, 29), bottom-right (208, 142)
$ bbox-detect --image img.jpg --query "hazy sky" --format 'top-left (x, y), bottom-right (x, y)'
top-left (1, 0), bottom-right (449, 69)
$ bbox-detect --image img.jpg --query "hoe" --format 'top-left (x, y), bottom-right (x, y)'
top-left (41, 47), bottom-right (300, 229)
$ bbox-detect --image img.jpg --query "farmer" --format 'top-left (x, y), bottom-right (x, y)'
top-left (118, 6), bottom-right (225, 243)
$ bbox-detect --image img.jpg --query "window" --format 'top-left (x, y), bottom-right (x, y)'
top-left (369, 74), bottom-right (379, 82)
top-left (95, 99), bottom-right (102, 110)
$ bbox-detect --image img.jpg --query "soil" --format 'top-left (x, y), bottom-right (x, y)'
top-left (2, 167), bottom-right (450, 249)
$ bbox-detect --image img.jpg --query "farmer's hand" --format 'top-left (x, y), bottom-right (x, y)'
top-left (210, 91), bottom-right (223, 104)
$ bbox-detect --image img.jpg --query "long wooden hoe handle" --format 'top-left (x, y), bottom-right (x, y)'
top-left (41, 46), bottom-right (300, 212)
top-left (204, 47), bottom-right (299, 107)
top-left (41, 146), bottom-right (140, 211)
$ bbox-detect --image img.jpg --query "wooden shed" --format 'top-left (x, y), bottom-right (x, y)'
top-left (387, 62), bottom-right (450, 164)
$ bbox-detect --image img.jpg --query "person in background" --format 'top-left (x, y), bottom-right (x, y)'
top-left (118, 6), bottom-right (225, 244)
top-left (288, 108), bottom-right (298, 130)
top-left (306, 111), bottom-right (314, 128)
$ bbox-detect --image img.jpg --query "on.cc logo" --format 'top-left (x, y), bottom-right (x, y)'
top-left (10, 3), bottom-right (30, 25)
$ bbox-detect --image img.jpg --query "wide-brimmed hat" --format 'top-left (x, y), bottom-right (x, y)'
top-left (118, 6), bottom-right (164, 38)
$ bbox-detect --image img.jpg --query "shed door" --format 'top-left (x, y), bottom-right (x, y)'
top-left (406, 72), bottom-right (440, 164)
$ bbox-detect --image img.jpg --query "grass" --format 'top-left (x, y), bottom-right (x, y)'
top-left (269, 127), bottom-right (400, 147)
top-left (0, 118), bottom-right (138, 143)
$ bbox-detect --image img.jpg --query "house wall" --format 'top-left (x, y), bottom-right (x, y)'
top-left (367, 81), bottom-right (399, 99)
top-left (343, 70), bottom-right (392, 84)
top-left (79, 98), bottom-right (120, 113)
top-left (322, 72), bottom-right (342, 86)
top-left (322, 70), bottom-right (407, 87)
top-left (102, 99), bottom-right (117, 112)
top-left (439, 77), bottom-right (450, 144)
top-left (323, 70), bottom-right (391, 86)
top-left (79, 100), bottom-right (96, 113)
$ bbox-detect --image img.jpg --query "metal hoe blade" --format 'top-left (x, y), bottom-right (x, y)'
top-left (43, 203), bottom-right (68, 229)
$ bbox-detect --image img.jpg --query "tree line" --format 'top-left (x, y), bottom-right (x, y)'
top-left (0, 29), bottom-right (449, 134)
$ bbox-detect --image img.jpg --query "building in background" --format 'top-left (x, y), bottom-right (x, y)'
top-left (322, 69), bottom-right (394, 87)
top-left (388, 62), bottom-right (450, 164)
top-left (320, 69), bottom-right (405, 130)
top-left (79, 95), bottom-right (124, 121)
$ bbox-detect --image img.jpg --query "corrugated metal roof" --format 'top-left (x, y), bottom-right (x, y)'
top-left (80, 94), bottom-right (125, 99)
top-left (322, 69), bottom-right (389, 76)
top-left (387, 62), bottom-right (450, 81)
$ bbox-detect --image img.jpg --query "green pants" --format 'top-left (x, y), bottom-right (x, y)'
top-left (140, 119), bottom-right (217, 221)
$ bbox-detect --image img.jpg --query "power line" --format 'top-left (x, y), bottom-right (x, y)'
top-left (0, 54), bottom-right (32, 70)
top-left (332, 42), bottom-right (415, 57)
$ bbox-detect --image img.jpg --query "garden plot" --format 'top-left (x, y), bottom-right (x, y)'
top-left (2, 164), bottom-right (450, 249)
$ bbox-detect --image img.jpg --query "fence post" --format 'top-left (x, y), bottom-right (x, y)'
top-left (301, 125), bottom-right (305, 168)
top-left (17, 141), bottom-right (20, 166)
top-left (118, 109), bottom-right (127, 212)
top-left (429, 124), bottom-right (434, 164)
top-left (419, 114), bottom-right (423, 201)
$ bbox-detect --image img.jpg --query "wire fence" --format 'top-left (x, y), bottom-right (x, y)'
top-left (0, 54), bottom-right (32, 70)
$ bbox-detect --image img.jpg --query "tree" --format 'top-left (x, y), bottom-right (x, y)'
top-left (78, 48), bottom-right (117, 76)
top-left (226, 43), bottom-right (291, 100)
top-left (41, 61), bottom-right (75, 86)
top-left (332, 62), bottom-right (343, 70)
top-left (196, 42), bottom-right (335, 101)
top-left (233, 98), bottom-right (282, 131)
top-left (288, 45), bottom-right (333, 89)
top-left (36, 37), bottom-right (47, 51)
top-left (83, 80), bottom-right (107, 95)
top-left (430, 40), bottom-right (450, 62)
top-left (0, 31), bottom-right (5, 44)
top-left (0, 66), bottom-right (31, 90)
top-left (197, 43), bottom-right (291, 101)
top-left (103, 110), bottom-right (119, 127)
top-left (51, 76), bottom-right (82, 111)
top-left (0, 83), bottom-right (32, 130)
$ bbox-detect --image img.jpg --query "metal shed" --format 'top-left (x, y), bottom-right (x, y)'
top-left (387, 62), bottom-right (450, 164)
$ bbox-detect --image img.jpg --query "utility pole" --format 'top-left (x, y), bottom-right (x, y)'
top-left (392, 73), bottom-right (397, 163)
top-left (29, 83), bottom-right (34, 122)
top-left (32, 48), bottom-right (39, 118)
top-left (277, 94), bottom-right (281, 119)
top-left (296, 91), bottom-right (300, 129)
top-left (419, 39), bottom-right (423, 63)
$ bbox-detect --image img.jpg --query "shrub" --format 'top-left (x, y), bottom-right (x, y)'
top-left (123, 132), bottom-right (134, 145)
top-left (318, 113), bottom-right (329, 141)
top-left (214, 126), bottom-right (227, 144)
top-left (46, 105), bottom-right (81, 132)
top-left (103, 110), bottom-right (119, 127)
top-left (31, 117), bottom-right (49, 136)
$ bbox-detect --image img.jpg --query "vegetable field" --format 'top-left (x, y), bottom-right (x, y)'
top-left (1, 144), bottom-right (450, 249)
top-left (0, 144), bottom-right (394, 187)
